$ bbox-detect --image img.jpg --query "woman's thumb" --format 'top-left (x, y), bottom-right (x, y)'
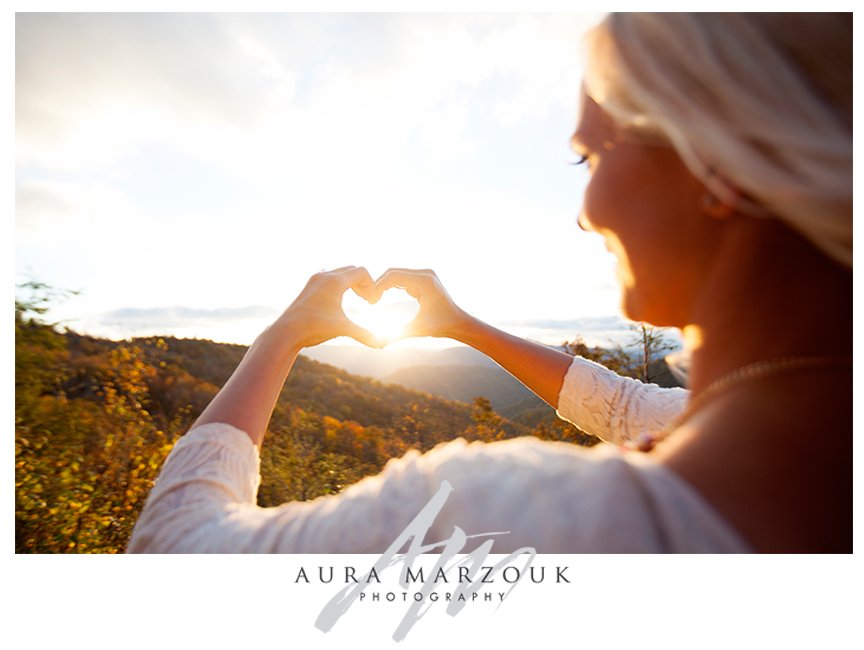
top-left (345, 321), bottom-right (383, 349)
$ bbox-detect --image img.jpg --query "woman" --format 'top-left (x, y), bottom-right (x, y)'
top-left (127, 13), bottom-right (851, 553)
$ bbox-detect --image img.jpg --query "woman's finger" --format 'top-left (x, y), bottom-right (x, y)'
top-left (332, 266), bottom-right (371, 287)
top-left (343, 319), bottom-right (382, 349)
top-left (372, 268), bottom-right (435, 300)
top-left (346, 267), bottom-right (377, 302)
top-left (321, 266), bottom-right (376, 301)
top-left (323, 265), bottom-right (356, 274)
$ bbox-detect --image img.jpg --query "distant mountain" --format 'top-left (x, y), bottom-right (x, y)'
top-left (380, 350), bottom-right (684, 424)
top-left (385, 364), bottom-right (549, 413)
top-left (304, 343), bottom-right (600, 426)
top-left (301, 343), bottom-right (498, 379)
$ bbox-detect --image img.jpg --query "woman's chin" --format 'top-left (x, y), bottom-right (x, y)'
top-left (618, 283), bottom-right (641, 316)
top-left (620, 290), bottom-right (670, 327)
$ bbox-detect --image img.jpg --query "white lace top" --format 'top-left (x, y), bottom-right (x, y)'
top-left (126, 356), bottom-right (751, 553)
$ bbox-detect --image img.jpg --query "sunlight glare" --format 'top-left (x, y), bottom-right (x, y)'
top-left (342, 288), bottom-right (420, 341)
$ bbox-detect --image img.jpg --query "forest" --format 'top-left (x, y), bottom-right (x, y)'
top-left (15, 285), bottom-right (673, 554)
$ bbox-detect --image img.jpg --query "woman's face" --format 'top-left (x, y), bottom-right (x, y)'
top-left (572, 93), bottom-right (721, 328)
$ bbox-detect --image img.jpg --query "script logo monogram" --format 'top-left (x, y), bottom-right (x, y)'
top-left (315, 481), bottom-right (536, 641)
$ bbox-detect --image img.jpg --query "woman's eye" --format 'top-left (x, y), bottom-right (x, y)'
top-left (569, 155), bottom-right (591, 170)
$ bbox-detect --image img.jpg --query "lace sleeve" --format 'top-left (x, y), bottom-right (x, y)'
top-left (126, 422), bottom-right (439, 553)
top-left (555, 356), bottom-right (690, 446)
top-left (127, 422), bottom-right (750, 553)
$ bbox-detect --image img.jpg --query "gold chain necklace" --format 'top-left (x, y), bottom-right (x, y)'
top-left (633, 355), bottom-right (853, 452)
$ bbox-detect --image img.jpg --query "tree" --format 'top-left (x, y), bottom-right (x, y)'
top-left (627, 322), bottom-right (676, 384)
top-left (465, 397), bottom-right (507, 442)
top-left (562, 335), bottom-right (631, 376)
top-left (15, 282), bottom-right (183, 552)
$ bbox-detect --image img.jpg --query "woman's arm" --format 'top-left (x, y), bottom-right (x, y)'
top-left (372, 268), bottom-right (574, 408)
top-left (454, 314), bottom-right (574, 409)
top-left (194, 266), bottom-right (380, 447)
top-left (372, 268), bottom-right (688, 444)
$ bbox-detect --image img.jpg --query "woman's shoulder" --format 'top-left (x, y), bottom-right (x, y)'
top-left (157, 425), bottom-right (751, 553)
top-left (394, 436), bottom-right (753, 553)
top-left (413, 435), bottom-right (623, 486)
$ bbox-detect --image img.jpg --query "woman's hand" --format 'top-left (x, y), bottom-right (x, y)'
top-left (371, 268), bottom-right (469, 340)
top-left (373, 267), bottom-right (574, 410)
top-left (195, 266), bottom-right (380, 447)
top-left (271, 266), bottom-right (381, 349)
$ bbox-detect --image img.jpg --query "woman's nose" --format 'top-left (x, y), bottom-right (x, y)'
top-left (577, 210), bottom-right (592, 232)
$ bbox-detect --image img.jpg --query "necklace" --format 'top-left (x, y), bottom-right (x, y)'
top-left (632, 355), bottom-right (853, 452)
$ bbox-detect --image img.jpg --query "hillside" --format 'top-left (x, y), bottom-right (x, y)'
top-left (16, 310), bottom-right (597, 553)
top-left (381, 351), bottom-right (683, 425)
top-left (306, 340), bottom-right (684, 424)
top-left (386, 363), bottom-right (551, 415)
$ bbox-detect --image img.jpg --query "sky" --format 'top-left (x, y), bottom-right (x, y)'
top-left (15, 12), bottom-right (648, 351)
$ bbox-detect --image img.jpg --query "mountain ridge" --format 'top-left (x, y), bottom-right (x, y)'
top-left (15, 315), bottom-right (601, 554)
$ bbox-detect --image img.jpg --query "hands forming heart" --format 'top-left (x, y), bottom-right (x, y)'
top-left (276, 266), bottom-right (467, 350)
top-left (368, 268), bottom-right (467, 342)
top-left (341, 287), bottom-right (419, 341)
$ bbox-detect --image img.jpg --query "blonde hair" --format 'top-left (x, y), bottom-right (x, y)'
top-left (583, 13), bottom-right (852, 268)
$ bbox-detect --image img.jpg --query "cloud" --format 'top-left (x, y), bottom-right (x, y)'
top-left (501, 315), bottom-right (629, 346)
top-left (501, 315), bottom-right (683, 350)
top-left (502, 315), bottom-right (629, 332)
top-left (15, 13), bottom-right (618, 345)
top-left (76, 304), bottom-right (281, 343)
top-left (101, 305), bottom-right (278, 325)
top-left (16, 13), bottom-right (296, 170)
top-left (15, 13), bottom-right (602, 176)
top-left (15, 179), bottom-right (144, 244)
top-left (15, 182), bottom-right (74, 218)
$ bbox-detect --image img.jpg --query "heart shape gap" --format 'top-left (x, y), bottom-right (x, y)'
top-left (342, 288), bottom-right (419, 341)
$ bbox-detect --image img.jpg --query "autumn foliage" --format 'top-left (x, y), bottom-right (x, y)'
top-left (15, 288), bottom-right (601, 554)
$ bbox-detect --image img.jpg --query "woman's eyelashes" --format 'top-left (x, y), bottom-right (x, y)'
top-left (569, 154), bottom-right (591, 170)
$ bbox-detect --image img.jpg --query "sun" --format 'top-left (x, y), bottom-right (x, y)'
top-left (342, 288), bottom-right (420, 341)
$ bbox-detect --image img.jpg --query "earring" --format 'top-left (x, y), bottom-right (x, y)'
top-left (700, 192), bottom-right (734, 219)
top-left (700, 166), bottom-right (739, 219)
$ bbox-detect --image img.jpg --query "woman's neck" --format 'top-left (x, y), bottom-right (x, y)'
top-left (655, 220), bottom-right (852, 552)
top-left (683, 220), bottom-right (851, 396)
